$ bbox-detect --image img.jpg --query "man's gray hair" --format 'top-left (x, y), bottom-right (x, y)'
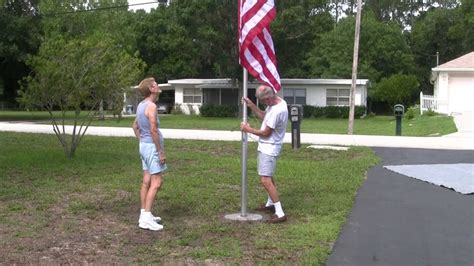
top-left (256, 85), bottom-right (275, 100)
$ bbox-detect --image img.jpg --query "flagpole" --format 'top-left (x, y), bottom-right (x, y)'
top-left (223, 68), bottom-right (262, 222)
top-left (241, 68), bottom-right (248, 217)
top-left (224, 0), bottom-right (264, 222)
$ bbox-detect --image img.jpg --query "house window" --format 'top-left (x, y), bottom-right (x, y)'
top-left (283, 88), bottom-right (306, 104)
top-left (183, 88), bottom-right (202, 103)
top-left (202, 88), bottom-right (239, 105)
top-left (327, 89), bottom-right (350, 106)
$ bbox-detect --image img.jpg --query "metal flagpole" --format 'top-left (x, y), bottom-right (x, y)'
top-left (224, 0), bottom-right (262, 222)
top-left (224, 69), bottom-right (262, 221)
top-left (241, 68), bottom-right (249, 216)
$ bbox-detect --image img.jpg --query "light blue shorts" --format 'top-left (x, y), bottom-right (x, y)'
top-left (257, 152), bottom-right (278, 177)
top-left (139, 142), bottom-right (168, 175)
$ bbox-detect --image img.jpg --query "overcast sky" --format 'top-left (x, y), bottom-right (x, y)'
top-left (127, 0), bottom-right (158, 12)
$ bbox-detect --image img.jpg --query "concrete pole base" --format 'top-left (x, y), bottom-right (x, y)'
top-left (224, 213), bottom-right (263, 221)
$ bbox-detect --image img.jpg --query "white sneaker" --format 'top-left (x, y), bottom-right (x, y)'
top-left (139, 210), bottom-right (162, 223)
top-left (151, 214), bottom-right (162, 223)
top-left (139, 213), bottom-right (163, 231)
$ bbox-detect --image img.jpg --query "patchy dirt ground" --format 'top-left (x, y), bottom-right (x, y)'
top-left (0, 190), bottom-right (275, 265)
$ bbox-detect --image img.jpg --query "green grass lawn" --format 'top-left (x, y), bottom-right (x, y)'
top-left (0, 132), bottom-right (378, 264)
top-left (0, 110), bottom-right (457, 136)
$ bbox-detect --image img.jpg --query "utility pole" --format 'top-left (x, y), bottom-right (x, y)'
top-left (348, 0), bottom-right (362, 135)
top-left (436, 51), bottom-right (439, 66)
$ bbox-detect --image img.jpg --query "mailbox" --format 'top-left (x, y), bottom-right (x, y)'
top-left (394, 104), bottom-right (404, 136)
top-left (394, 104), bottom-right (404, 117)
top-left (289, 105), bottom-right (302, 149)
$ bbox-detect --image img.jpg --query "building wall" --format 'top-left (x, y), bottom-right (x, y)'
top-left (285, 84), bottom-right (367, 106)
top-left (175, 86), bottom-right (201, 115)
top-left (435, 72), bottom-right (450, 114)
top-left (171, 80), bottom-right (368, 115)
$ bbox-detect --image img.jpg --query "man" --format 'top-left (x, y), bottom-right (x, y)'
top-left (132, 77), bottom-right (167, 231)
top-left (240, 85), bottom-right (288, 223)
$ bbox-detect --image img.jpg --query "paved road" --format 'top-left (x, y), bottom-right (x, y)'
top-left (327, 148), bottom-right (474, 266)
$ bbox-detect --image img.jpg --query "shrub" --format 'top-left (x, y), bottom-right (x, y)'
top-left (366, 112), bottom-right (376, 118)
top-left (325, 106), bottom-right (346, 118)
top-left (404, 106), bottom-right (416, 119)
top-left (299, 105), bottom-right (366, 119)
top-left (371, 74), bottom-right (420, 107)
top-left (302, 105), bottom-right (314, 118)
top-left (355, 106), bottom-right (367, 118)
top-left (200, 104), bottom-right (239, 117)
top-left (312, 106), bottom-right (326, 118)
top-left (171, 104), bottom-right (184, 115)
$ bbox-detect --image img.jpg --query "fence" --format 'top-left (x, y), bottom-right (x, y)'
top-left (419, 92), bottom-right (438, 114)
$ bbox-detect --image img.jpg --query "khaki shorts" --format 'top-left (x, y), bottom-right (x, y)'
top-left (257, 152), bottom-right (277, 177)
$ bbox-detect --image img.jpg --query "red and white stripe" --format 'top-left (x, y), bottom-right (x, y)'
top-left (238, 0), bottom-right (281, 92)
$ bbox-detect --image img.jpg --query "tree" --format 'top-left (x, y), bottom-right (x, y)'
top-left (306, 12), bottom-right (415, 83)
top-left (0, 0), bottom-right (41, 107)
top-left (19, 35), bottom-right (144, 158)
top-left (272, 0), bottom-right (334, 78)
top-left (371, 74), bottom-right (419, 108)
top-left (410, 4), bottom-right (472, 93)
top-left (135, 0), bottom-right (240, 82)
top-left (19, 0), bottom-right (144, 158)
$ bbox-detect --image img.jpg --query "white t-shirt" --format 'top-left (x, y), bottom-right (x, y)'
top-left (258, 98), bottom-right (288, 156)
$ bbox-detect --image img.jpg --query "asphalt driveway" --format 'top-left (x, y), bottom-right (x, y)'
top-left (327, 147), bottom-right (474, 266)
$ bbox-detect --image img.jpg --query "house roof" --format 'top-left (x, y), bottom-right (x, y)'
top-left (158, 83), bottom-right (173, 90)
top-left (281, 78), bottom-right (369, 86)
top-left (432, 52), bottom-right (474, 72)
top-left (168, 78), bottom-right (233, 85)
top-left (164, 78), bottom-right (369, 88)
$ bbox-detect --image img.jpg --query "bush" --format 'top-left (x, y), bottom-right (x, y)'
top-left (171, 104), bottom-right (184, 115)
top-left (200, 104), bottom-right (239, 117)
top-left (300, 105), bottom-right (366, 119)
top-left (325, 106), bottom-right (347, 118)
top-left (404, 106), bottom-right (416, 120)
top-left (302, 105), bottom-right (314, 118)
top-left (370, 74), bottom-right (420, 107)
top-left (312, 106), bottom-right (326, 118)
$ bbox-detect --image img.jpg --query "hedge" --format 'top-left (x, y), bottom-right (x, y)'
top-left (200, 104), bottom-right (239, 117)
top-left (300, 105), bottom-right (366, 119)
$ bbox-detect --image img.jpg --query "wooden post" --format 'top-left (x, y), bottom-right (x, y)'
top-left (348, 0), bottom-right (362, 135)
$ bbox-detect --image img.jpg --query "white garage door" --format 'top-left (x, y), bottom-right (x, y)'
top-left (449, 76), bottom-right (474, 113)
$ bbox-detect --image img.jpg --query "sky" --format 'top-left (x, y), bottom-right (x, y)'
top-left (127, 0), bottom-right (159, 12)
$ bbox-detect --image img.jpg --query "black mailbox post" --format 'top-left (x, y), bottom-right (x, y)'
top-left (290, 105), bottom-right (302, 149)
top-left (394, 104), bottom-right (404, 136)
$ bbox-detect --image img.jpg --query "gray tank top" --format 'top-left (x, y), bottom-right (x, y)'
top-left (136, 100), bottom-right (164, 149)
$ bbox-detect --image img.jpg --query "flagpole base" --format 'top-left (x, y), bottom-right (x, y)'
top-left (224, 213), bottom-right (262, 221)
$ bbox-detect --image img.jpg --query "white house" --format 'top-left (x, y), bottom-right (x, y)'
top-left (163, 78), bottom-right (369, 115)
top-left (423, 52), bottom-right (474, 115)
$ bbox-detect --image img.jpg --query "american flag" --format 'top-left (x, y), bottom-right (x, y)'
top-left (238, 0), bottom-right (281, 92)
